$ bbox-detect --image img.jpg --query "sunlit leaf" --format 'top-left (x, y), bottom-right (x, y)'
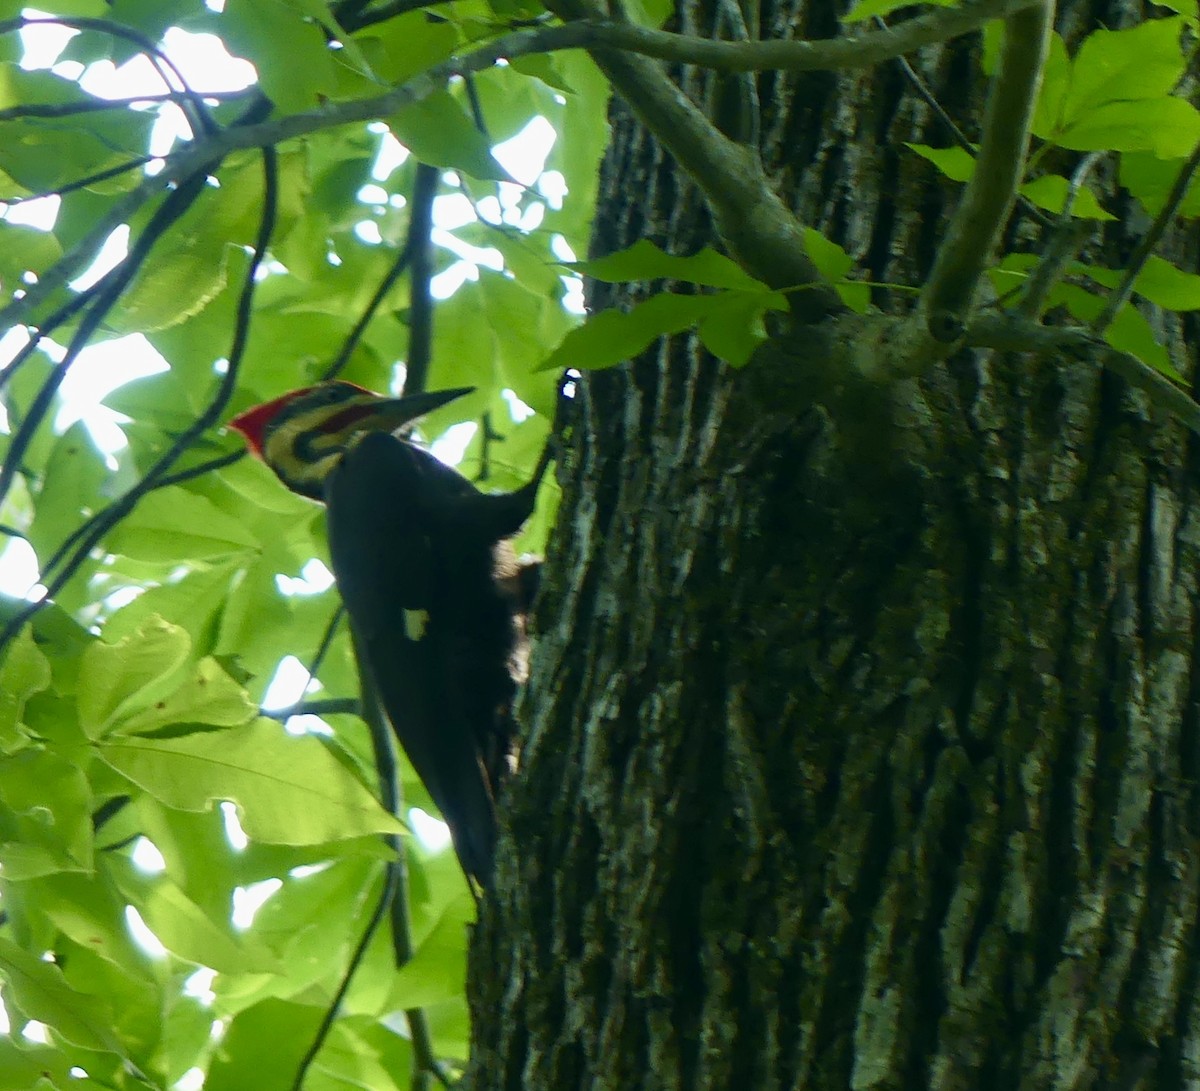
top-left (98, 718), bottom-right (405, 844)
top-left (0, 938), bottom-right (124, 1054)
top-left (77, 616), bottom-right (192, 737)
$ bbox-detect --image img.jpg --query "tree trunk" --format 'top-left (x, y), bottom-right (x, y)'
top-left (469, 2), bottom-right (1200, 1087)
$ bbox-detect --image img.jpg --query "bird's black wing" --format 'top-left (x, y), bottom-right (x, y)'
top-left (325, 432), bottom-right (507, 882)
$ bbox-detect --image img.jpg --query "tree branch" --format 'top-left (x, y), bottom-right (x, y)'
top-left (402, 163), bottom-right (439, 397)
top-left (921, 0), bottom-right (1052, 340)
top-left (585, 0), bottom-right (1043, 73)
top-left (546, 0), bottom-right (838, 317)
top-left (965, 314), bottom-right (1200, 435)
top-left (0, 89), bottom-right (247, 122)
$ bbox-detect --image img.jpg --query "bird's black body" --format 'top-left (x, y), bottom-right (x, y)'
top-left (326, 432), bottom-right (539, 882)
top-left (229, 382), bottom-right (547, 885)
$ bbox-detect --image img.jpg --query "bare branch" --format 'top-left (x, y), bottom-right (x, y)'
top-left (922, 0), bottom-right (1052, 339)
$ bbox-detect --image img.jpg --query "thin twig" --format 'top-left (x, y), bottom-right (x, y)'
top-left (290, 863), bottom-right (399, 1091)
top-left (877, 14), bottom-right (974, 154)
top-left (0, 268), bottom-right (114, 397)
top-left (1, 155), bottom-right (156, 205)
top-left (152, 449), bottom-right (246, 489)
top-left (337, 0), bottom-right (458, 29)
top-left (0, 89), bottom-right (246, 122)
top-left (357, 634), bottom-right (452, 1088)
top-left (1016, 151), bottom-right (1103, 318)
top-left (305, 606), bottom-right (345, 697)
top-left (36, 449), bottom-right (245, 591)
top-left (265, 697), bottom-right (360, 722)
top-left (1092, 137), bottom-right (1200, 334)
top-left (324, 241), bottom-right (416, 382)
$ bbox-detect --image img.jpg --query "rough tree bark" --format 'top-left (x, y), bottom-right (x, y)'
top-left (469, 1), bottom-right (1200, 1087)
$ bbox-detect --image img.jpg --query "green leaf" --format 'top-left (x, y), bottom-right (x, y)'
top-left (392, 91), bottom-right (509, 181)
top-left (1085, 256), bottom-right (1200, 312)
top-left (117, 657), bottom-right (258, 735)
top-left (574, 240), bottom-right (766, 290)
top-left (97, 718), bottom-right (405, 844)
top-left (0, 749), bottom-right (93, 878)
top-left (1056, 97), bottom-right (1200, 156)
top-left (220, 0), bottom-right (337, 113)
top-left (697, 290), bottom-right (787, 367)
top-left (0, 222), bottom-right (62, 283)
top-left (1019, 175), bottom-right (1115, 220)
top-left (539, 293), bottom-right (712, 372)
top-left (1031, 32), bottom-right (1071, 138)
top-left (77, 616), bottom-right (191, 737)
top-left (905, 143), bottom-right (975, 183)
top-left (0, 629), bottom-right (51, 745)
top-left (1056, 283), bottom-right (1180, 381)
top-left (0, 938), bottom-right (124, 1054)
top-left (114, 236), bottom-right (230, 333)
top-left (102, 563), bottom-right (237, 648)
top-left (204, 999), bottom-right (326, 1091)
top-left (0, 1039), bottom-right (76, 1090)
top-left (1120, 152), bottom-right (1200, 219)
top-left (33, 871), bottom-right (152, 978)
top-left (1060, 18), bottom-right (1186, 125)
top-left (369, 11), bottom-right (458, 84)
top-left (106, 486), bottom-right (260, 562)
top-left (285, 0), bottom-right (376, 80)
top-left (1105, 304), bottom-right (1181, 382)
top-left (26, 423), bottom-right (109, 562)
top-left (385, 892), bottom-right (474, 1007)
top-left (1131, 256), bottom-right (1200, 311)
top-left (114, 873), bottom-right (281, 974)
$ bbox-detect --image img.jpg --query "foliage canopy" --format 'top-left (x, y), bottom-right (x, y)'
top-left (1, 0), bottom-right (1200, 1087)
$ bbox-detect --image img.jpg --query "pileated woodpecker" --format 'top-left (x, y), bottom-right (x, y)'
top-left (229, 381), bottom-right (548, 884)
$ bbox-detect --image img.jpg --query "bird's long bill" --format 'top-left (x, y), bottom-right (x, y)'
top-left (336, 386), bottom-right (474, 435)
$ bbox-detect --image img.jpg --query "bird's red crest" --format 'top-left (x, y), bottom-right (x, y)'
top-left (228, 383), bottom-right (372, 454)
